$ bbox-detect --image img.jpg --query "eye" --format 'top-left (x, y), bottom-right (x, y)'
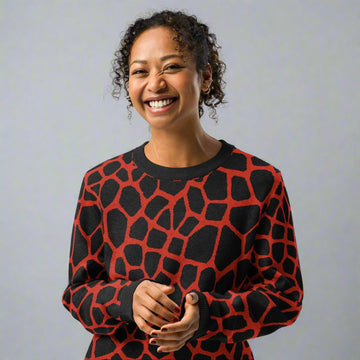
top-left (131, 69), bottom-right (147, 76)
top-left (164, 64), bottom-right (183, 72)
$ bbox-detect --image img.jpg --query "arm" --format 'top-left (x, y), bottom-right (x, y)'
top-left (194, 172), bottom-right (303, 343)
top-left (62, 176), bottom-right (139, 335)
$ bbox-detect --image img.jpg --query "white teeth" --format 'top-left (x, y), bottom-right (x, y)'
top-left (148, 98), bottom-right (174, 108)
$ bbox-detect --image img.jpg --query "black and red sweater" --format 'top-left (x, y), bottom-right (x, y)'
top-left (62, 140), bottom-right (303, 360)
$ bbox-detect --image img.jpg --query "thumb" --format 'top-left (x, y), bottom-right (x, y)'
top-left (186, 292), bottom-right (199, 305)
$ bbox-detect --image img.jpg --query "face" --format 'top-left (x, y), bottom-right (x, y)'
top-left (128, 26), bottom-right (211, 131)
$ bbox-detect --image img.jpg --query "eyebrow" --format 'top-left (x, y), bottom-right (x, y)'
top-left (129, 54), bottom-right (183, 67)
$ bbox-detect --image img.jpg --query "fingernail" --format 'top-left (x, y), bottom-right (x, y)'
top-left (161, 327), bottom-right (168, 332)
top-left (150, 332), bottom-right (158, 338)
top-left (149, 339), bottom-right (157, 345)
top-left (174, 306), bottom-right (181, 313)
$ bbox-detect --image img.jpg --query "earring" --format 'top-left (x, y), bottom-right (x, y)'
top-left (203, 87), bottom-right (211, 95)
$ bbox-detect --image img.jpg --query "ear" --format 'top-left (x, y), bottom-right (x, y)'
top-left (200, 63), bottom-right (212, 92)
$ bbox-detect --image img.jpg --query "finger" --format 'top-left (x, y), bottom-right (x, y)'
top-left (151, 328), bottom-right (191, 342)
top-left (144, 297), bottom-right (180, 323)
top-left (186, 292), bottom-right (199, 305)
top-left (147, 286), bottom-right (181, 314)
top-left (150, 333), bottom-right (192, 350)
top-left (140, 307), bottom-right (177, 329)
top-left (157, 284), bottom-right (175, 295)
top-left (153, 317), bottom-right (193, 336)
top-left (158, 341), bottom-right (190, 353)
top-left (150, 338), bottom-right (189, 353)
top-left (158, 302), bottom-right (199, 334)
top-left (139, 282), bottom-right (180, 314)
top-left (134, 282), bottom-right (180, 316)
top-left (134, 315), bottom-right (155, 335)
top-left (134, 293), bottom-right (178, 325)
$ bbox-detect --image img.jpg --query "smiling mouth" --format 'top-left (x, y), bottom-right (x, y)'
top-left (147, 98), bottom-right (177, 109)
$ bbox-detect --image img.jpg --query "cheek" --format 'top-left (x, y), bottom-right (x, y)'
top-left (186, 72), bottom-right (202, 93)
top-left (182, 77), bottom-right (202, 100)
top-left (128, 81), bottom-right (139, 102)
top-left (128, 80), bottom-right (134, 95)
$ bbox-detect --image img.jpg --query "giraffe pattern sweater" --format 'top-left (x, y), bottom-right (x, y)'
top-left (62, 140), bottom-right (303, 360)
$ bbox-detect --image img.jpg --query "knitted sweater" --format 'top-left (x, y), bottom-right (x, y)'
top-left (62, 140), bottom-right (303, 360)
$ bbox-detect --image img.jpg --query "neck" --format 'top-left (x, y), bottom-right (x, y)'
top-left (145, 126), bottom-right (221, 168)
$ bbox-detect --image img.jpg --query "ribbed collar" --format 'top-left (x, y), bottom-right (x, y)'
top-left (132, 139), bottom-right (234, 180)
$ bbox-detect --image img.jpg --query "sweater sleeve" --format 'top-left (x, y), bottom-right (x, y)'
top-left (191, 172), bottom-right (303, 343)
top-left (62, 176), bottom-right (139, 335)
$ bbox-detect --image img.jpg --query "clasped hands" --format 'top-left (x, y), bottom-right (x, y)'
top-left (132, 280), bottom-right (200, 353)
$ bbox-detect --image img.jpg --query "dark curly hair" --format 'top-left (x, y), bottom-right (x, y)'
top-left (112, 10), bottom-right (226, 119)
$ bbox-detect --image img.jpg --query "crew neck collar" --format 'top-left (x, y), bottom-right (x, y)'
top-left (132, 139), bottom-right (234, 180)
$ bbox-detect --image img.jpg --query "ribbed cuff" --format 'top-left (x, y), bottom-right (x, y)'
top-left (107, 280), bottom-right (143, 322)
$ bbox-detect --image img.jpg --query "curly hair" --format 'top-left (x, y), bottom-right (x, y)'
top-left (112, 10), bottom-right (226, 119)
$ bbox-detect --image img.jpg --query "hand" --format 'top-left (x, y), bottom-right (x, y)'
top-left (132, 281), bottom-right (181, 335)
top-left (149, 292), bottom-right (200, 353)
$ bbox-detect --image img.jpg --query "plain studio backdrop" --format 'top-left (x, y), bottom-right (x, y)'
top-left (1, 0), bottom-right (359, 359)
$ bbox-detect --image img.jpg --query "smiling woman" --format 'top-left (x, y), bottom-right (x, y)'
top-left (62, 10), bottom-right (303, 360)
top-left (112, 10), bottom-right (226, 120)
top-left (128, 27), bottom-right (210, 135)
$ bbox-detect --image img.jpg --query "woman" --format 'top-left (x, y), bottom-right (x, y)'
top-left (62, 10), bottom-right (303, 360)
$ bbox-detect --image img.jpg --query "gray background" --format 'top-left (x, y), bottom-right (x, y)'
top-left (1, 0), bottom-right (359, 359)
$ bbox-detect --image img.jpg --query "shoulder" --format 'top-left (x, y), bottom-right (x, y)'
top-left (223, 140), bottom-right (281, 176)
top-left (82, 144), bottom-right (143, 186)
top-left (221, 141), bottom-right (285, 201)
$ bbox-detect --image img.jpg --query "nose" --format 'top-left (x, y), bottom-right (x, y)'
top-left (147, 71), bottom-right (167, 93)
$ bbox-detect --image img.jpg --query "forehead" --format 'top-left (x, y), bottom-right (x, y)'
top-left (130, 26), bottom-right (182, 61)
